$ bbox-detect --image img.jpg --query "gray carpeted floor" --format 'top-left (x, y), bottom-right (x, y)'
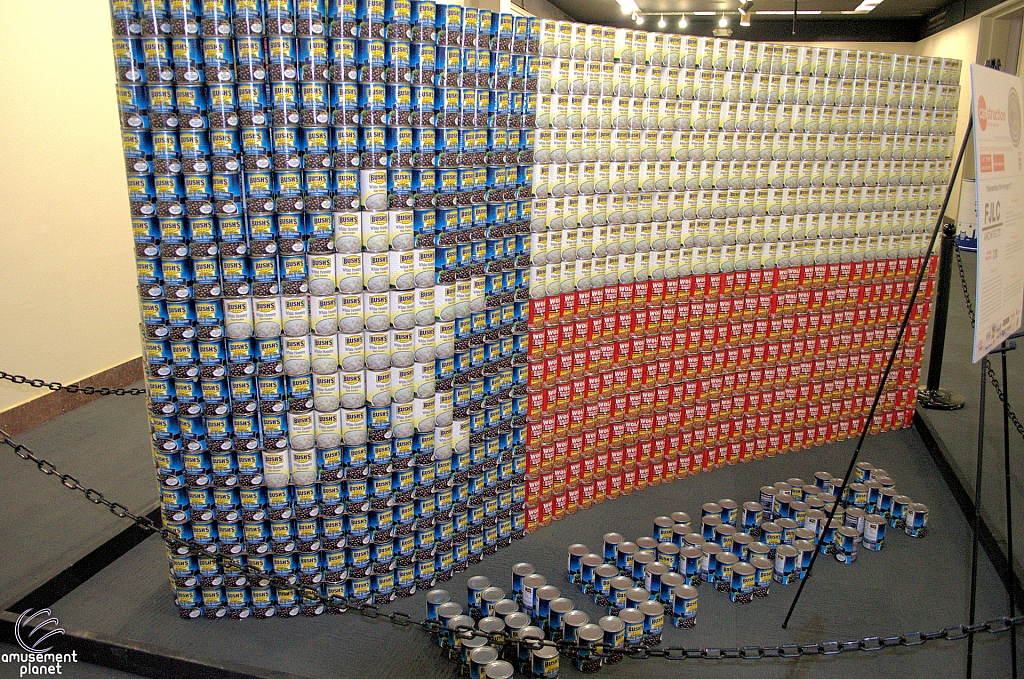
top-left (0, 383), bottom-right (155, 610)
top-left (33, 428), bottom-right (1023, 679)
top-left (919, 251), bottom-right (1024, 583)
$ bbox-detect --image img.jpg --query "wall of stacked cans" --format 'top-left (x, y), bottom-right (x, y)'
top-left (111, 0), bottom-right (955, 620)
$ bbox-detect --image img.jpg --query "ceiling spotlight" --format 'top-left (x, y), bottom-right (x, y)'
top-left (718, 13), bottom-right (729, 27)
top-left (678, 13), bottom-right (687, 28)
top-left (635, 13), bottom-right (644, 24)
top-left (740, 12), bottom-right (750, 26)
top-left (616, 0), bottom-right (640, 14)
top-left (658, 14), bottom-right (666, 28)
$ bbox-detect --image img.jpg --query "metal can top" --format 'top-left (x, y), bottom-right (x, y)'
top-left (521, 573), bottom-right (546, 589)
top-left (775, 544), bottom-right (799, 558)
top-left (511, 562), bottom-right (535, 577)
top-left (750, 556), bottom-right (774, 570)
top-left (531, 644), bottom-right (558, 660)
top-left (716, 551), bottom-right (739, 565)
top-left (478, 616), bottom-right (505, 635)
top-left (504, 612), bottom-right (530, 632)
top-left (598, 615), bottom-right (625, 633)
top-left (635, 536), bottom-right (658, 551)
top-left (672, 584), bottom-right (698, 600)
top-left (671, 511), bottom-right (690, 524)
top-left (577, 623), bottom-right (603, 643)
top-left (732, 562), bottom-right (755, 577)
top-left (426, 588), bottom-right (450, 605)
top-left (483, 660), bottom-right (515, 679)
top-left (567, 543), bottom-right (589, 558)
top-left (660, 572), bottom-right (685, 589)
top-left (581, 553), bottom-right (603, 568)
top-left (637, 599), bottom-right (663, 617)
top-left (718, 498), bottom-right (738, 511)
top-left (470, 646), bottom-right (499, 666)
top-left (492, 599), bottom-right (519, 618)
top-left (625, 587), bottom-right (649, 606)
top-left (837, 526), bottom-right (860, 539)
top-left (468, 575), bottom-right (491, 590)
top-left (653, 515), bottom-right (673, 528)
top-left (535, 584), bottom-right (560, 601)
top-left (562, 609), bottom-right (589, 628)
top-left (617, 607), bottom-right (644, 625)
top-left (549, 597), bottom-right (573, 615)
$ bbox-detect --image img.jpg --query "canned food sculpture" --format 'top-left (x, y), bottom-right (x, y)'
top-left (112, 0), bottom-right (952, 619)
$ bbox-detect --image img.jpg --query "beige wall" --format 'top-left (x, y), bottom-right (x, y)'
top-left (0, 0), bottom-right (140, 413)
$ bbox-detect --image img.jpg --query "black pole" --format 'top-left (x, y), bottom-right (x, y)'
top-left (1000, 345), bottom-right (1019, 679)
top-left (967, 357), bottom-right (988, 679)
top-left (918, 221), bottom-right (966, 410)
top-left (782, 115), bottom-right (974, 630)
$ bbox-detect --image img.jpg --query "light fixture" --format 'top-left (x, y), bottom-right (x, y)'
top-left (740, 10), bottom-right (750, 26)
top-left (615, 0), bottom-right (640, 15)
top-left (658, 14), bottom-right (666, 28)
top-left (678, 13), bottom-right (688, 28)
top-left (635, 13), bottom-right (644, 24)
top-left (718, 13), bottom-right (729, 27)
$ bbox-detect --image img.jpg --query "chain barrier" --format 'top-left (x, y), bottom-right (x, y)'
top-left (3, 427), bottom-right (1024, 665)
top-left (952, 241), bottom-right (1024, 441)
top-left (0, 371), bottom-right (146, 396)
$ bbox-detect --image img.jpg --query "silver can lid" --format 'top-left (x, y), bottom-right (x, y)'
top-left (775, 544), bottom-right (799, 558)
top-left (671, 511), bottom-right (691, 524)
top-left (625, 587), bottom-right (650, 605)
top-left (618, 607), bottom-right (644, 624)
top-left (577, 623), bottom-right (603, 643)
top-left (702, 502), bottom-right (723, 514)
top-left (512, 562), bottom-right (535, 577)
top-left (549, 597), bottom-right (574, 614)
top-left (532, 643), bottom-right (558, 660)
top-left (732, 562), bottom-right (755, 576)
top-left (660, 572), bottom-right (685, 588)
top-left (679, 532), bottom-right (704, 548)
top-left (478, 616), bottom-right (506, 635)
top-left (481, 586), bottom-right (505, 603)
top-left (425, 588), bottom-right (450, 605)
top-left (504, 612), bottom-right (531, 631)
top-left (582, 553), bottom-right (604, 567)
top-left (562, 609), bottom-right (590, 628)
top-left (436, 601), bottom-right (463, 620)
top-left (603, 532), bottom-right (624, 544)
top-left (568, 543), bottom-right (590, 557)
top-left (654, 515), bottom-right (674, 528)
top-left (598, 615), bottom-right (625, 632)
top-left (637, 599), bottom-right (664, 616)
top-left (718, 498), bottom-right (738, 510)
top-left (535, 584), bottom-right (561, 602)
top-left (468, 575), bottom-right (491, 590)
top-left (672, 584), bottom-right (698, 600)
top-left (636, 536), bottom-right (659, 551)
top-left (522, 573), bottom-right (547, 589)
top-left (483, 660), bottom-right (515, 679)
top-left (492, 599), bottom-right (519, 618)
top-left (470, 646), bottom-right (499, 666)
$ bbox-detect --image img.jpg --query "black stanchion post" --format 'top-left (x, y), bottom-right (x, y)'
top-left (918, 220), bottom-right (966, 410)
top-left (1000, 344), bottom-right (1019, 679)
top-left (967, 358), bottom-right (988, 679)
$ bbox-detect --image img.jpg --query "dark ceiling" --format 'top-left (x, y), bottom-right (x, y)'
top-left (539, 0), bottom-right (960, 41)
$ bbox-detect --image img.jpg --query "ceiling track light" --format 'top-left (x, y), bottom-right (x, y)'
top-left (678, 13), bottom-right (687, 28)
top-left (718, 13), bottom-right (729, 27)
top-left (657, 14), bottom-right (666, 28)
top-left (635, 12), bottom-right (644, 24)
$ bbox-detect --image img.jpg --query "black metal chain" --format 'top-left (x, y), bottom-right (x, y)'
top-left (0, 371), bottom-right (146, 396)
top-left (4, 428), bottom-right (1023, 663)
top-left (951, 241), bottom-right (1024, 441)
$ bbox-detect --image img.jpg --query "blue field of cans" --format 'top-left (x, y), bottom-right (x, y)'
top-left (115, 0), bottom-right (536, 619)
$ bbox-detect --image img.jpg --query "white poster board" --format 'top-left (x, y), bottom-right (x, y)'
top-left (969, 64), bottom-right (1024, 362)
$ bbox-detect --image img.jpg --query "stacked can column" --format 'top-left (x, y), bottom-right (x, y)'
top-left (431, 5), bottom-right (535, 579)
top-left (523, 26), bottom-right (957, 531)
